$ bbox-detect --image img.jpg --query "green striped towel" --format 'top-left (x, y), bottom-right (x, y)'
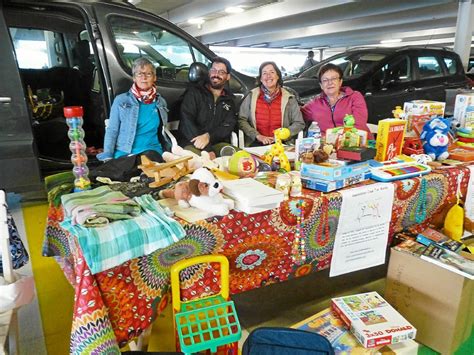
top-left (61, 185), bottom-right (140, 226)
top-left (60, 194), bottom-right (186, 274)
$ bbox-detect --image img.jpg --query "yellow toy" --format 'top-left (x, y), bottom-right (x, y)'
top-left (263, 128), bottom-right (291, 172)
top-left (171, 255), bottom-right (241, 354)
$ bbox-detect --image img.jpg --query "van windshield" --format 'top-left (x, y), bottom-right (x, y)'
top-left (299, 51), bottom-right (387, 79)
top-left (109, 16), bottom-right (211, 81)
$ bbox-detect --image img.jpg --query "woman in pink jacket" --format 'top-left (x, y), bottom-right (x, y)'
top-left (301, 63), bottom-right (372, 137)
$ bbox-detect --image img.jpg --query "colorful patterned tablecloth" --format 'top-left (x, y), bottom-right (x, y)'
top-left (42, 166), bottom-right (471, 354)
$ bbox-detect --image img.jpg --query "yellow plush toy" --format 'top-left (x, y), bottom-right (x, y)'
top-left (444, 201), bottom-right (464, 241)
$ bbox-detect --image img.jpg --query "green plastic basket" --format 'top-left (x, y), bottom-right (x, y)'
top-left (175, 294), bottom-right (241, 354)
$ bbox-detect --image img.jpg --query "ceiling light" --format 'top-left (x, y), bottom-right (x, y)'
top-left (283, 45), bottom-right (300, 49)
top-left (188, 18), bottom-right (205, 25)
top-left (225, 6), bottom-right (244, 14)
top-left (249, 43), bottom-right (268, 48)
top-left (380, 39), bottom-right (402, 44)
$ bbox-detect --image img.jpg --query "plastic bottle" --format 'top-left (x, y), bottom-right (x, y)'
top-left (64, 106), bottom-right (91, 192)
top-left (307, 121), bottom-right (321, 139)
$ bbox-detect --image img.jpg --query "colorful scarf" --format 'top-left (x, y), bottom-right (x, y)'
top-left (131, 83), bottom-right (157, 104)
top-left (261, 84), bottom-right (281, 103)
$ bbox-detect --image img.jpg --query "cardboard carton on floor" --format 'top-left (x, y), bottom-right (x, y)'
top-left (384, 248), bottom-right (474, 354)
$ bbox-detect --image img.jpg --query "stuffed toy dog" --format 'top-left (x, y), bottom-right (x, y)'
top-left (419, 117), bottom-right (450, 161)
top-left (159, 181), bottom-right (192, 208)
top-left (186, 168), bottom-right (234, 216)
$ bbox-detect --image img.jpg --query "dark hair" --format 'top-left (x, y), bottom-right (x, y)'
top-left (318, 63), bottom-right (343, 83)
top-left (256, 61), bottom-right (283, 87)
top-left (211, 56), bottom-right (232, 74)
top-left (308, 50), bottom-right (314, 57)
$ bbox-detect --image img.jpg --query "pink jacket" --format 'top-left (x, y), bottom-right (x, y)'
top-left (301, 86), bottom-right (372, 138)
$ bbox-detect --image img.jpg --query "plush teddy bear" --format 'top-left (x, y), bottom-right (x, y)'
top-left (186, 168), bottom-right (234, 216)
top-left (419, 117), bottom-right (450, 161)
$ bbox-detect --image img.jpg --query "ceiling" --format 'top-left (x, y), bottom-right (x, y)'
top-left (132, 0), bottom-right (472, 51)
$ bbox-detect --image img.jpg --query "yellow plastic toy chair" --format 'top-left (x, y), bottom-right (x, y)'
top-left (170, 255), bottom-right (241, 355)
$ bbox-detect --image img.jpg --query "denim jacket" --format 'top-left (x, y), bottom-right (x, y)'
top-left (97, 90), bottom-right (171, 161)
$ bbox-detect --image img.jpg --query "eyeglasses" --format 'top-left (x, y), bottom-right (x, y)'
top-left (321, 76), bottom-right (341, 85)
top-left (135, 72), bottom-right (154, 78)
top-left (209, 68), bottom-right (228, 75)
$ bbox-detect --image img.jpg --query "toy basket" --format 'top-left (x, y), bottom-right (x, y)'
top-left (171, 255), bottom-right (241, 354)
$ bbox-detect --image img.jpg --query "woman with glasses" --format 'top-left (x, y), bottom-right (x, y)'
top-left (97, 57), bottom-right (171, 161)
top-left (301, 63), bottom-right (371, 137)
top-left (239, 61), bottom-right (305, 146)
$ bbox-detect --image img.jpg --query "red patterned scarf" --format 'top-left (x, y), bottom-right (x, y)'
top-left (131, 83), bottom-right (157, 104)
top-left (261, 84), bottom-right (281, 104)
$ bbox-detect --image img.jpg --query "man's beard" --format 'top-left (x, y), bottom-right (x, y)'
top-left (209, 76), bottom-right (225, 90)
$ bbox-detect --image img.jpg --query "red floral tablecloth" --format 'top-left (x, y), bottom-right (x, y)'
top-left (43, 166), bottom-right (471, 354)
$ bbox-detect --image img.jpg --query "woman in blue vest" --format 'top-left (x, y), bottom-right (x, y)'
top-left (97, 57), bottom-right (171, 161)
top-left (238, 61), bottom-right (304, 146)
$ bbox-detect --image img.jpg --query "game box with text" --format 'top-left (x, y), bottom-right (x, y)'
top-left (331, 291), bottom-right (416, 348)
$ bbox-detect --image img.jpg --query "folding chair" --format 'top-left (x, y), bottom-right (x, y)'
top-left (242, 327), bottom-right (334, 355)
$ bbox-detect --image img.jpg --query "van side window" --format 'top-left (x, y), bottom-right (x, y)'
top-left (372, 55), bottom-right (411, 89)
top-left (9, 28), bottom-right (66, 69)
top-left (383, 56), bottom-right (411, 83)
top-left (109, 16), bottom-right (205, 82)
top-left (443, 57), bottom-right (457, 75)
top-left (417, 56), bottom-right (443, 79)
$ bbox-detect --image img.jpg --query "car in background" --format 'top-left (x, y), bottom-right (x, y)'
top-left (284, 47), bottom-right (469, 124)
top-left (0, 0), bottom-right (254, 193)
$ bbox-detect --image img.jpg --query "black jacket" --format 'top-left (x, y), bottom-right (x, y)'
top-left (178, 84), bottom-right (237, 150)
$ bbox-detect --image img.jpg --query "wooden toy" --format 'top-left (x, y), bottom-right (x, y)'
top-left (138, 155), bottom-right (192, 188)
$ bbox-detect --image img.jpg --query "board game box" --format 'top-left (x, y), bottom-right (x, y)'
top-left (331, 291), bottom-right (417, 348)
top-left (374, 119), bottom-right (407, 161)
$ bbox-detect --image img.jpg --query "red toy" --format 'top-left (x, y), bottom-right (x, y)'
top-left (402, 136), bottom-right (424, 155)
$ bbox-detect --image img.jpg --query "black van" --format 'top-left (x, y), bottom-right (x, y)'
top-left (284, 47), bottom-right (469, 124)
top-left (0, 0), bottom-right (253, 193)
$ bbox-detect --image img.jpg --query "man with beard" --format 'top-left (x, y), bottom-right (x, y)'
top-left (178, 57), bottom-right (237, 157)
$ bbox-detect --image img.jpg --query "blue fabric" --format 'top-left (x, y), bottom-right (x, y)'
top-left (97, 90), bottom-right (170, 161)
top-left (242, 327), bottom-right (334, 355)
top-left (0, 210), bottom-right (29, 273)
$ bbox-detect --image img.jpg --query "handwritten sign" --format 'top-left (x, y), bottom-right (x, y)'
top-left (330, 183), bottom-right (394, 277)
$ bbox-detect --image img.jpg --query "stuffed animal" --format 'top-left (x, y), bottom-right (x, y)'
top-left (162, 145), bottom-right (218, 171)
top-left (419, 117), bottom-right (450, 161)
top-left (186, 168), bottom-right (234, 216)
top-left (158, 181), bottom-right (192, 208)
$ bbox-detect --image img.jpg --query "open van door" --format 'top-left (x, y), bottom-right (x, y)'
top-left (0, 1), bottom-right (41, 193)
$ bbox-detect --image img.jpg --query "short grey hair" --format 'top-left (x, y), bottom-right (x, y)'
top-left (132, 57), bottom-right (156, 76)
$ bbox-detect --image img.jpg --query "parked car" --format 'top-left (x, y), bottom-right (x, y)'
top-left (284, 47), bottom-right (469, 124)
top-left (0, 0), bottom-right (254, 193)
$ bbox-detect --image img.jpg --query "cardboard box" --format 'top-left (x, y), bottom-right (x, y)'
top-left (374, 119), bottom-right (407, 161)
top-left (403, 100), bottom-right (445, 116)
top-left (454, 93), bottom-right (474, 129)
top-left (385, 248), bottom-right (474, 355)
top-left (301, 171), bottom-right (370, 192)
top-left (291, 307), bottom-right (419, 354)
top-left (300, 160), bottom-right (370, 181)
top-left (331, 291), bottom-right (417, 348)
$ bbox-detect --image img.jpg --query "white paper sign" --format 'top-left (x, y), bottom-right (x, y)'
top-left (465, 165), bottom-right (474, 220)
top-left (330, 183), bottom-right (395, 277)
